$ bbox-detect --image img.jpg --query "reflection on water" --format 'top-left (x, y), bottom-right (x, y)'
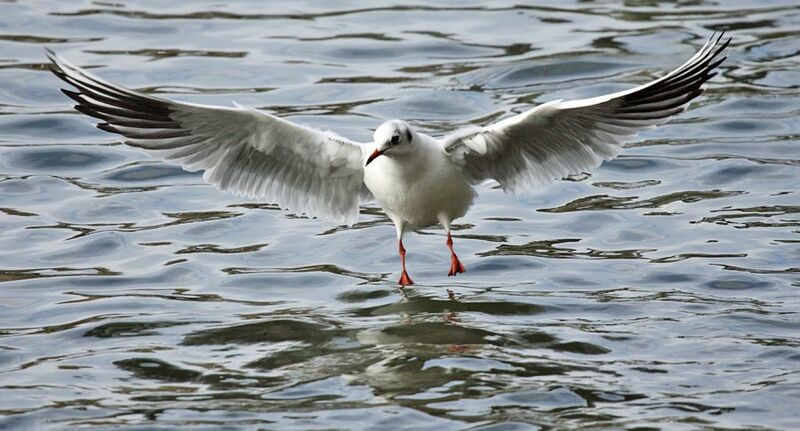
top-left (1, 0), bottom-right (799, 429)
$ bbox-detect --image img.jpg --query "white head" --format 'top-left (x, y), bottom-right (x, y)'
top-left (366, 120), bottom-right (415, 166)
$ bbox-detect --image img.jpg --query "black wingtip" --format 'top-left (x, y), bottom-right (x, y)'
top-left (97, 122), bottom-right (118, 134)
top-left (720, 35), bottom-right (731, 50)
top-left (74, 104), bottom-right (111, 122)
top-left (710, 55), bottom-right (727, 70)
top-left (46, 62), bottom-right (65, 78)
top-left (711, 38), bottom-right (731, 64)
top-left (706, 30), bottom-right (727, 48)
top-left (44, 50), bottom-right (69, 83)
top-left (60, 88), bottom-right (83, 103)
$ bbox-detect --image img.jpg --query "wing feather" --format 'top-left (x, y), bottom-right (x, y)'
top-left (443, 33), bottom-right (730, 190)
top-left (47, 51), bottom-right (371, 225)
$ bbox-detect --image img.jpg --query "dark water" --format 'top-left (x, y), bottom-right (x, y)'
top-left (1, 1), bottom-right (799, 430)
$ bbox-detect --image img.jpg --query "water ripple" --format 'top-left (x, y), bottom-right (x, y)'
top-left (1, 1), bottom-right (799, 429)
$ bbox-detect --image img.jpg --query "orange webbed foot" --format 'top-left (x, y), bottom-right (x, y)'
top-left (399, 270), bottom-right (414, 286)
top-left (447, 254), bottom-right (466, 276)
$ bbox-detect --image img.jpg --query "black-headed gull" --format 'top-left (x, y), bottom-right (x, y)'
top-left (47, 33), bottom-right (729, 286)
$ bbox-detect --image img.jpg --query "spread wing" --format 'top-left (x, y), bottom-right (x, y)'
top-left (443, 33), bottom-right (730, 191)
top-left (47, 50), bottom-right (370, 225)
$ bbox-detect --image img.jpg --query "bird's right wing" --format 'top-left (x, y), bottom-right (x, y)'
top-left (47, 50), bottom-right (370, 225)
top-left (443, 33), bottom-right (729, 191)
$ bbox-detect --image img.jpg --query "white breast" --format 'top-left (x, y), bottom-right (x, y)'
top-left (364, 136), bottom-right (476, 227)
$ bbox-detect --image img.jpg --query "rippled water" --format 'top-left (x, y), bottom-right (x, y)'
top-left (1, 1), bottom-right (799, 430)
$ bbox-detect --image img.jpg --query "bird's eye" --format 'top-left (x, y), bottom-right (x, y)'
top-left (391, 134), bottom-right (400, 145)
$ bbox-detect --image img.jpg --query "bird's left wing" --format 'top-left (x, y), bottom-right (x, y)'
top-left (443, 33), bottom-right (729, 191)
top-left (47, 50), bottom-right (370, 225)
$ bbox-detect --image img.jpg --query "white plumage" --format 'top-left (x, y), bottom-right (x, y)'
top-left (48, 53), bottom-right (369, 225)
top-left (47, 33), bottom-right (729, 285)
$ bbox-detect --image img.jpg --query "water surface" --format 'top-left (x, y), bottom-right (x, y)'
top-left (1, 1), bottom-right (799, 430)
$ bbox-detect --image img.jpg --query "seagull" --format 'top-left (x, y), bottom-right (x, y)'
top-left (46, 33), bottom-right (729, 286)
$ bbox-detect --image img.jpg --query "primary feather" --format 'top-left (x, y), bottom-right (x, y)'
top-left (443, 33), bottom-right (730, 191)
top-left (46, 50), bottom-right (370, 225)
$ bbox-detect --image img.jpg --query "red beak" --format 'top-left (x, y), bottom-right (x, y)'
top-left (366, 149), bottom-right (383, 166)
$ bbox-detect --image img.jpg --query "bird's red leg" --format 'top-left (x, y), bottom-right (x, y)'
top-left (447, 232), bottom-right (466, 276)
top-left (398, 238), bottom-right (414, 286)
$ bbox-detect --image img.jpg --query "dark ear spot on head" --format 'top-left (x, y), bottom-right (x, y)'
top-left (406, 129), bottom-right (412, 142)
